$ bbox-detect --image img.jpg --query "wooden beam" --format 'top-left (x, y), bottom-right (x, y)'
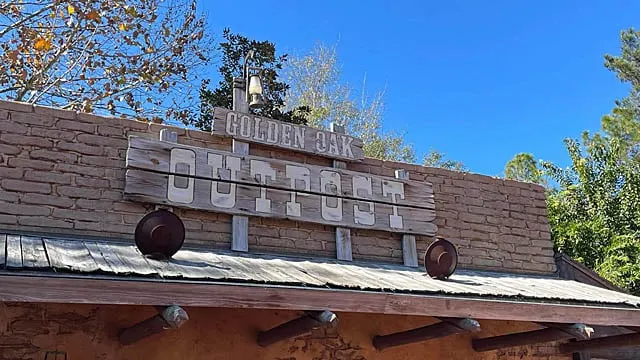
top-left (473, 324), bottom-right (592, 353)
top-left (538, 323), bottom-right (594, 339)
top-left (373, 317), bottom-right (480, 351)
top-left (257, 310), bottom-right (337, 347)
top-left (1, 274), bottom-right (640, 327)
top-left (473, 328), bottom-right (572, 352)
top-left (231, 76), bottom-right (249, 252)
top-left (331, 123), bottom-right (352, 262)
top-left (395, 169), bottom-right (419, 267)
top-left (560, 332), bottom-right (640, 354)
top-left (119, 305), bottom-right (189, 345)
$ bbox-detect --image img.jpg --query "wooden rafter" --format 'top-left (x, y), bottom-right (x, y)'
top-left (373, 317), bottom-right (480, 351)
top-left (119, 305), bottom-right (189, 345)
top-left (473, 324), bottom-right (592, 352)
top-left (257, 311), bottom-right (337, 347)
top-left (560, 332), bottom-right (640, 353)
top-left (1, 274), bottom-right (640, 327)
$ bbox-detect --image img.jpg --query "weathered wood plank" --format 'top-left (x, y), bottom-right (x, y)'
top-left (21, 236), bottom-right (49, 269)
top-left (0, 234), bottom-right (6, 268)
top-left (43, 238), bottom-right (98, 272)
top-left (125, 169), bottom-right (437, 236)
top-left (331, 123), bottom-right (353, 261)
top-left (212, 107), bottom-right (365, 161)
top-left (231, 118), bottom-right (250, 252)
top-left (92, 242), bottom-right (156, 275)
top-left (402, 235), bottom-right (418, 267)
top-left (126, 136), bottom-right (434, 210)
top-left (5, 235), bottom-right (22, 269)
top-left (3, 275), bottom-right (640, 327)
top-left (395, 169), bottom-right (419, 267)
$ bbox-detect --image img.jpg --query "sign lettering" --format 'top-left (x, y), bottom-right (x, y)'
top-left (212, 108), bottom-right (365, 161)
top-left (125, 137), bottom-right (436, 235)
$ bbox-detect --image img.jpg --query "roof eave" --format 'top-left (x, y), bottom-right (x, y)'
top-left (2, 273), bottom-right (640, 327)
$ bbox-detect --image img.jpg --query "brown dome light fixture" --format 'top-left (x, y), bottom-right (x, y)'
top-left (135, 209), bottom-right (185, 260)
top-left (424, 237), bottom-right (458, 280)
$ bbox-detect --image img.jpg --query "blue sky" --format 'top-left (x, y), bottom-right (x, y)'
top-left (202, 1), bottom-right (638, 176)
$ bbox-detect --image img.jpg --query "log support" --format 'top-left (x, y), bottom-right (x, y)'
top-left (373, 317), bottom-right (481, 351)
top-left (560, 332), bottom-right (640, 354)
top-left (119, 305), bottom-right (189, 345)
top-left (257, 310), bottom-right (338, 347)
top-left (473, 323), bottom-right (592, 353)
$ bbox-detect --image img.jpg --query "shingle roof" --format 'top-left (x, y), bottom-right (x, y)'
top-left (2, 233), bottom-right (640, 308)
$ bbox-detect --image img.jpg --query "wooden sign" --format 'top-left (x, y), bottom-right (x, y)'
top-left (212, 107), bottom-right (365, 161)
top-left (125, 137), bottom-right (436, 235)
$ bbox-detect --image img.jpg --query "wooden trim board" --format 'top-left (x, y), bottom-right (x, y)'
top-left (1, 274), bottom-right (640, 327)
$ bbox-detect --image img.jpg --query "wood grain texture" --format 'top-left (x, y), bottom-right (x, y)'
top-left (335, 228), bottom-right (353, 261)
top-left (0, 234), bottom-right (5, 268)
top-left (126, 136), bottom-right (435, 209)
top-left (5, 235), bottom-right (21, 269)
top-left (125, 169), bottom-right (437, 235)
top-left (43, 238), bottom-right (98, 272)
top-left (212, 107), bottom-right (365, 161)
top-left (402, 235), bottom-right (418, 267)
top-left (395, 169), bottom-right (419, 267)
top-left (331, 123), bottom-right (353, 261)
top-left (20, 236), bottom-right (49, 269)
top-left (2, 274), bottom-right (640, 327)
top-left (232, 217), bottom-right (248, 252)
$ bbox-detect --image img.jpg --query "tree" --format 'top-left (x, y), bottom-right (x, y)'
top-left (535, 28), bottom-right (640, 294)
top-left (0, 0), bottom-right (209, 123)
top-left (193, 29), bottom-right (307, 131)
top-left (284, 43), bottom-right (417, 163)
top-left (544, 134), bottom-right (640, 291)
top-left (602, 28), bottom-right (640, 155)
top-left (423, 150), bottom-right (467, 172)
top-left (504, 153), bottom-right (545, 184)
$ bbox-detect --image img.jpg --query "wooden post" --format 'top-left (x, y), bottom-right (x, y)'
top-left (119, 305), bottom-right (189, 345)
top-left (473, 324), bottom-right (592, 352)
top-left (157, 129), bottom-right (178, 213)
top-left (395, 169), bottom-right (418, 267)
top-left (373, 317), bottom-right (480, 351)
top-left (257, 310), bottom-right (337, 347)
top-left (231, 77), bottom-right (249, 252)
top-left (330, 123), bottom-right (352, 261)
top-left (560, 332), bottom-right (640, 354)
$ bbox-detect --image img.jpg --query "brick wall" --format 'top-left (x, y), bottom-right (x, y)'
top-left (0, 100), bottom-right (555, 274)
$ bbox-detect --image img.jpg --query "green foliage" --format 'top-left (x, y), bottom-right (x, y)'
top-left (597, 234), bottom-right (640, 294)
top-left (602, 28), bottom-right (640, 155)
top-left (504, 153), bottom-right (544, 184)
top-left (192, 29), bottom-right (307, 131)
top-left (536, 28), bottom-right (640, 295)
top-left (0, 0), bottom-right (210, 122)
top-left (544, 134), bottom-right (640, 290)
top-left (423, 150), bottom-right (467, 171)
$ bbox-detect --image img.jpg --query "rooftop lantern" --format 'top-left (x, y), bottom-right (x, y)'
top-left (244, 50), bottom-right (265, 110)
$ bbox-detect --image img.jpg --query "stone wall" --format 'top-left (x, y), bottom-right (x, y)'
top-left (0, 100), bottom-right (555, 273)
top-left (0, 302), bottom-right (570, 360)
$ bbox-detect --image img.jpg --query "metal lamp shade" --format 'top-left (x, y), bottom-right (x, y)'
top-left (135, 209), bottom-right (185, 259)
top-left (424, 237), bottom-right (458, 279)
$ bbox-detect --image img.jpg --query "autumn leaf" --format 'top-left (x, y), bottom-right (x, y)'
top-left (86, 10), bottom-right (101, 21)
top-left (34, 37), bottom-right (52, 51)
top-left (118, 23), bottom-right (128, 31)
top-left (67, 5), bottom-right (75, 15)
top-left (7, 51), bottom-right (19, 61)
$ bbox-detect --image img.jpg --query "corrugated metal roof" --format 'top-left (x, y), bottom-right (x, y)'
top-left (2, 233), bottom-right (640, 308)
